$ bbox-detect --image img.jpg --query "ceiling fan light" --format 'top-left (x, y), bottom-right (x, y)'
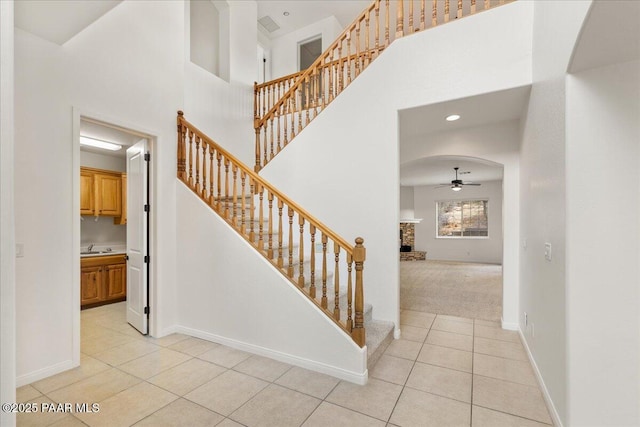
top-left (446, 114), bottom-right (461, 122)
top-left (451, 185), bottom-right (462, 192)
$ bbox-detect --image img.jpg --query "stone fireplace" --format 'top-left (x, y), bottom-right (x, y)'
top-left (399, 222), bottom-right (426, 261)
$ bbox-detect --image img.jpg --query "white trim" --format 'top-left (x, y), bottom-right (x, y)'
top-left (394, 328), bottom-right (402, 339)
top-left (501, 318), bottom-right (519, 331)
top-left (16, 360), bottom-right (75, 388)
top-left (519, 328), bottom-right (563, 427)
top-left (400, 218), bottom-right (422, 223)
top-left (175, 325), bottom-right (368, 385)
top-left (73, 108), bottom-right (160, 371)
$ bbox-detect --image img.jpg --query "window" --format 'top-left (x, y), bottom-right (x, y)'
top-left (437, 200), bottom-right (488, 237)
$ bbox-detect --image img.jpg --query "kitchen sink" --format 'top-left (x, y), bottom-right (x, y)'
top-left (81, 250), bottom-right (116, 255)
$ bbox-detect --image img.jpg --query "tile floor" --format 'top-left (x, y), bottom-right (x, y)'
top-left (16, 302), bottom-right (553, 426)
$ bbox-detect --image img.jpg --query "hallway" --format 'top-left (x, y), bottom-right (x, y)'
top-left (16, 301), bottom-right (552, 426)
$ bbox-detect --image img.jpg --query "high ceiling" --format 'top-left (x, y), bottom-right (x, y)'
top-left (14, 0), bottom-right (121, 45)
top-left (14, 0), bottom-right (368, 45)
top-left (257, 0), bottom-right (369, 40)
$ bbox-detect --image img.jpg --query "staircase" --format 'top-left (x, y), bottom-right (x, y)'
top-left (253, 0), bottom-right (512, 171)
top-left (177, 0), bottom-right (515, 374)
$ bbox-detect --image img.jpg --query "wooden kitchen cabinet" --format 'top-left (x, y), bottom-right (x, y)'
top-left (80, 170), bottom-right (95, 215)
top-left (81, 254), bottom-right (127, 308)
top-left (80, 167), bottom-right (124, 219)
top-left (114, 173), bottom-right (127, 225)
top-left (80, 265), bottom-right (103, 305)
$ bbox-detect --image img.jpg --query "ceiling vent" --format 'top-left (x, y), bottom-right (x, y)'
top-left (258, 15), bottom-right (280, 33)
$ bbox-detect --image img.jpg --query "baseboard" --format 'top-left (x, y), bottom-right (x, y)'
top-left (394, 328), bottom-right (401, 339)
top-left (518, 329), bottom-right (563, 427)
top-left (156, 325), bottom-right (178, 338)
top-left (174, 325), bottom-right (368, 385)
top-left (16, 359), bottom-right (75, 387)
top-left (501, 318), bottom-right (519, 331)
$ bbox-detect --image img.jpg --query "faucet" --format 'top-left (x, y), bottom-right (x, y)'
top-left (88, 243), bottom-right (94, 252)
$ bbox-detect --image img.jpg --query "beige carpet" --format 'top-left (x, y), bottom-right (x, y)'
top-left (400, 260), bottom-right (502, 321)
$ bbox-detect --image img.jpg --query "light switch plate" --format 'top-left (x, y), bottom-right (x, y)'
top-left (544, 243), bottom-right (552, 261)
top-left (16, 244), bottom-right (24, 258)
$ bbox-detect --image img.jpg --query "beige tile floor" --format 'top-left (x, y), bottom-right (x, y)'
top-left (16, 302), bottom-right (553, 426)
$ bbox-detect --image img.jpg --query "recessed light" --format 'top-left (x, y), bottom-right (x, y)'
top-left (446, 114), bottom-right (461, 121)
top-left (80, 136), bottom-right (122, 151)
top-left (283, 11), bottom-right (289, 16)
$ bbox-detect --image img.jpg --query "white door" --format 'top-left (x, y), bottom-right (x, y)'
top-left (126, 139), bottom-right (149, 334)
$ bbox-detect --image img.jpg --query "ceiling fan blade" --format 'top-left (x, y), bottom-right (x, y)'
top-left (462, 183), bottom-right (481, 186)
top-left (434, 185), bottom-right (451, 189)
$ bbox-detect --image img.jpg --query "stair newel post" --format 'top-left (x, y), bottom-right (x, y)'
top-left (176, 112), bottom-right (186, 181)
top-left (201, 142), bottom-right (208, 199)
top-left (258, 184), bottom-right (264, 250)
top-left (297, 85), bottom-right (303, 133)
top-left (253, 82), bottom-right (258, 122)
top-left (240, 171), bottom-right (246, 230)
top-left (352, 237), bottom-right (366, 347)
top-left (298, 216), bottom-right (305, 288)
top-left (232, 164), bottom-right (238, 226)
top-left (396, 0), bottom-right (404, 37)
top-left (277, 199), bottom-right (284, 267)
top-left (457, 0), bottom-right (463, 19)
top-left (420, 0), bottom-right (426, 30)
top-left (385, 0), bottom-right (390, 46)
top-left (321, 233), bottom-right (328, 309)
top-left (254, 127), bottom-right (261, 172)
top-left (288, 207), bottom-right (294, 278)
top-left (347, 253), bottom-right (353, 332)
top-left (333, 242), bottom-right (341, 321)
top-left (290, 96), bottom-right (296, 139)
top-left (312, 68), bottom-right (319, 116)
top-left (310, 225), bottom-right (316, 299)
top-left (444, 0), bottom-right (450, 23)
top-left (216, 152), bottom-right (222, 212)
top-left (432, 0), bottom-right (437, 26)
top-left (267, 191), bottom-right (274, 259)
top-left (283, 101), bottom-right (289, 147)
top-left (188, 130), bottom-right (194, 187)
top-left (471, 0), bottom-right (476, 14)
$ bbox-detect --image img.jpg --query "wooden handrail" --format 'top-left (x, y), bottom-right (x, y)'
top-left (177, 111), bottom-right (366, 347)
top-left (253, 0), bottom-right (515, 171)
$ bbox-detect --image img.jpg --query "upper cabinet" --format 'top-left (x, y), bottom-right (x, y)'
top-left (81, 167), bottom-right (126, 222)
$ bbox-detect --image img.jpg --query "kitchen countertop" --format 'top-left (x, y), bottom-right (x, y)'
top-left (81, 245), bottom-right (126, 258)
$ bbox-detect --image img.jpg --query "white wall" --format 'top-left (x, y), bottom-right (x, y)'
top-left (566, 60), bottom-right (640, 426)
top-left (518, 1), bottom-right (591, 424)
top-left (414, 180), bottom-right (503, 264)
top-left (176, 182), bottom-right (366, 383)
top-left (399, 186), bottom-right (414, 220)
top-left (228, 1), bottom-right (257, 85)
top-left (270, 15), bottom-right (342, 78)
top-left (0, 0), bottom-right (16, 425)
top-left (14, 0), bottom-right (185, 384)
top-left (190, 0), bottom-right (220, 76)
top-left (81, 217), bottom-right (126, 247)
top-left (261, 2), bottom-right (533, 335)
top-left (80, 150), bottom-right (125, 172)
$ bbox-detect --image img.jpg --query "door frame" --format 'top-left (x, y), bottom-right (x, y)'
top-left (71, 107), bottom-right (157, 367)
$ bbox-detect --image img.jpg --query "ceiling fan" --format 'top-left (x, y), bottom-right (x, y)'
top-left (436, 167), bottom-right (481, 191)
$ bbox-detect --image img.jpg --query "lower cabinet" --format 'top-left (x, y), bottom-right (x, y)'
top-left (81, 255), bottom-right (127, 308)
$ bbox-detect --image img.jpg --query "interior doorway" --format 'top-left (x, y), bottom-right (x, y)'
top-left (75, 114), bottom-right (154, 362)
top-left (399, 156), bottom-right (504, 321)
